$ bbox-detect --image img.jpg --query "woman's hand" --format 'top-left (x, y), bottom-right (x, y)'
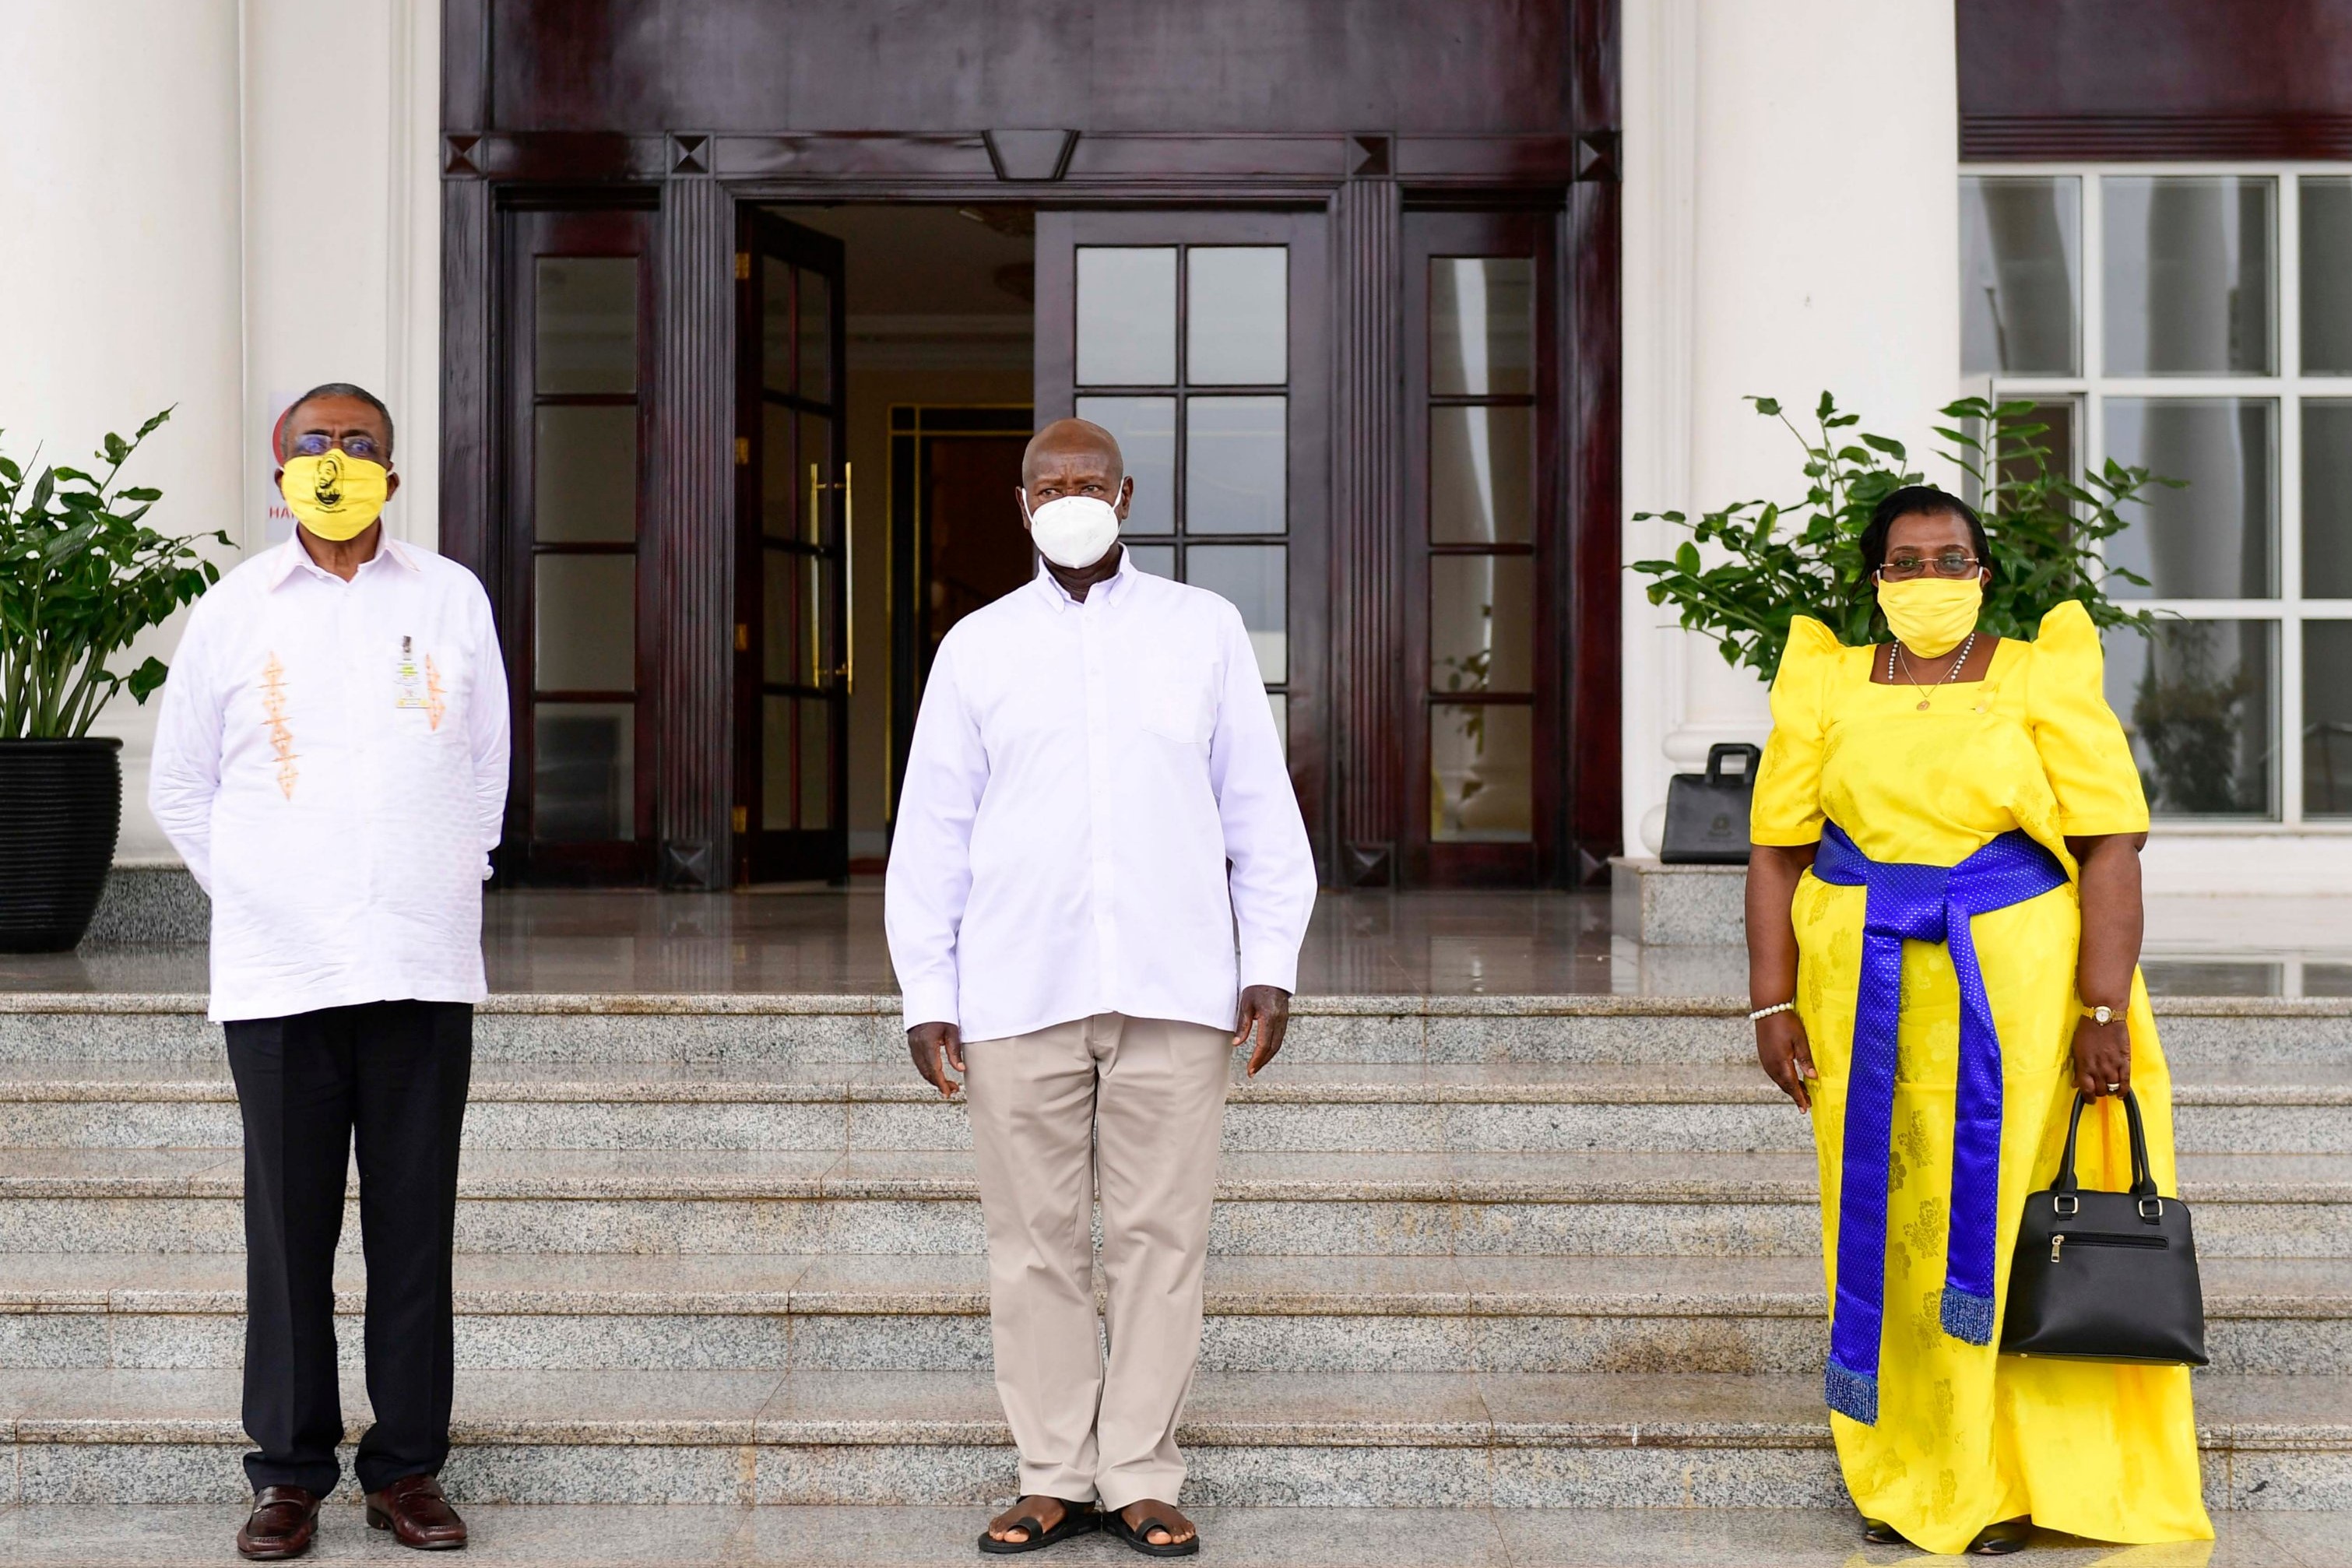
top-left (1745, 844), bottom-right (1819, 1112)
top-left (2071, 1013), bottom-right (2131, 1101)
top-left (1756, 1011), bottom-right (1818, 1111)
top-left (2067, 831), bottom-right (2145, 1103)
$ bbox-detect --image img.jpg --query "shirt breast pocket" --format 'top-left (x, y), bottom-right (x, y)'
top-left (389, 643), bottom-right (462, 743)
top-left (1133, 665), bottom-right (1216, 745)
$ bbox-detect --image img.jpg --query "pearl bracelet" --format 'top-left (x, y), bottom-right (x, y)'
top-left (1749, 1001), bottom-right (1796, 1022)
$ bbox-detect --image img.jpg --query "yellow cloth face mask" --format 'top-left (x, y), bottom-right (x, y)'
top-left (279, 451), bottom-right (390, 541)
top-left (1876, 575), bottom-right (1982, 658)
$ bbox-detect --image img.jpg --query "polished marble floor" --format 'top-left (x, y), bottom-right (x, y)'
top-left (7, 885), bottom-right (2352, 997)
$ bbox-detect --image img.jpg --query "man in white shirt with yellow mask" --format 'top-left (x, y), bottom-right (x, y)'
top-left (887, 417), bottom-right (1317, 1557)
top-left (149, 383), bottom-right (506, 1560)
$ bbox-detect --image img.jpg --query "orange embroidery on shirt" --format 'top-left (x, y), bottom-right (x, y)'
top-left (424, 655), bottom-right (447, 732)
top-left (260, 653), bottom-right (299, 800)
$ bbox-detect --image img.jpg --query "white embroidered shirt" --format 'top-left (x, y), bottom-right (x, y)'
top-left (148, 536), bottom-right (510, 1022)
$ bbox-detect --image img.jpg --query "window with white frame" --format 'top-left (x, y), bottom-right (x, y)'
top-left (1962, 166), bottom-right (2352, 827)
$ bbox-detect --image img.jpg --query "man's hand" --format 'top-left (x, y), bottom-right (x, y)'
top-left (907, 1021), bottom-right (965, 1099)
top-left (1756, 1011), bottom-right (1818, 1111)
top-left (1235, 985), bottom-right (1290, 1078)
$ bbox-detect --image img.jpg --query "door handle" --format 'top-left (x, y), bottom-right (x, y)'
top-left (807, 462), bottom-right (856, 695)
top-left (841, 461), bottom-right (854, 696)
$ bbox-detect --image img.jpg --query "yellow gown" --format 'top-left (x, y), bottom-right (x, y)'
top-left (1750, 603), bottom-right (2212, 1555)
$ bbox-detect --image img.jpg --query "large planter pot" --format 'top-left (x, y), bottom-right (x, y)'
top-left (0, 737), bottom-right (122, 952)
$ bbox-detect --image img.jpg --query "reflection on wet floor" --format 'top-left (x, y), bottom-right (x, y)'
top-left (4, 884), bottom-right (2352, 997)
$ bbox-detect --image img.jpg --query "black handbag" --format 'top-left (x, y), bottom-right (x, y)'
top-left (2001, 1088), bottom-right (2209, 1366)
top-left (1660, 743), bottom-right (1761, 864)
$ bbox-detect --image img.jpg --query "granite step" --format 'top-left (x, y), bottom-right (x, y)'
top-left (8, 1060), bottom-right (2352, 1155)
top-left (0, 994), bottom-right (1746, 1068)
top-left (5, 993), bottom-right (2349, 1067)
top-left (0, 1503), bottom-right (2314, 1567)
top-left (0, 1365), bottom-right (2342, 1510)
top-left (6, 1252), bottom-right (2351, 1377)
top-left (1, 1148), bottom-right (2345, 1257)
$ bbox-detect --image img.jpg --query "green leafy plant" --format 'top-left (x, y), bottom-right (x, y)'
top-left (1630, 393), bottom-right (2173, 678)
top-left (0, 410), bottom-right (230, 738)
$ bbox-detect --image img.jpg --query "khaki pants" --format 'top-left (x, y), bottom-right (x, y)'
top-left (963, 1012), bottom-right (1232, 1512)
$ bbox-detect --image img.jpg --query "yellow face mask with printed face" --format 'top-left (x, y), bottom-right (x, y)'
top-left (279, 451), bottom-right (390, 541)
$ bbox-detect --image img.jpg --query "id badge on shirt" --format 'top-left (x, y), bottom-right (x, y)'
top-left (392, 635), bottom-right (447, 731)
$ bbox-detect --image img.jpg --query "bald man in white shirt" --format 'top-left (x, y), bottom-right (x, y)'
top-left (886, 418), bottom-right (1318, 1556)
top-left (149, 385), bottom-right (504, 1559)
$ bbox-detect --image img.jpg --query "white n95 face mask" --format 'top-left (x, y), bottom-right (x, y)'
top-left (1022, 492), bottom-right (1121, 569)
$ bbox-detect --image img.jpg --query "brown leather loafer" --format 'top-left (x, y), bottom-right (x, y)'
top-left (237, 1485), bottom-right (324, 1560)
top-left (364, 1473), bottom-right (468, 1551)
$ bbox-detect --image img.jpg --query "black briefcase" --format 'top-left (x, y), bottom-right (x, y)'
top-left (1659, 743), bottom-right (1760, 864)
top-left (2002, 1088), bottom-right (2208, 1366)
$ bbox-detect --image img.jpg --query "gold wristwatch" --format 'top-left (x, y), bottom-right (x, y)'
top-left (2080, 1002), bottom-right (2119, 1026)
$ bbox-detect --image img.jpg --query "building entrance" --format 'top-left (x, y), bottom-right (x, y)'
top-left (443, 0), bottom-right (1622, 891)
top-left (741, 205), bottom-right (1036, 878)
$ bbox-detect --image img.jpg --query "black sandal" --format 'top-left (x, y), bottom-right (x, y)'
top-left (1861, 1517), bottom-right (1907, 1546)
top-left (977, 1499), bottom-right (1099, 1555)
top-left (1105, 1510), bottom-right (1200, 1558)
top-left (1967, 1518), bottom-right (2034, 1556)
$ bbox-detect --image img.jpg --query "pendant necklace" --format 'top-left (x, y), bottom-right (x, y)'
top-left (1889, 630), bottom-right (1976, 711)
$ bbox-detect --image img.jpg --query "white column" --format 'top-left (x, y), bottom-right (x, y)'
top-left (0, 3), bottom-right (442, 866)
top-left (0, 1), bottom-right (246, 860)
top-left (243, 0), bottom-right (442, 554)
top-left (1622, 0), bottom-right (1959, 855)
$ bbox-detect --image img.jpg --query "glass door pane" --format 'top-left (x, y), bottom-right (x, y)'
top-left (1187, 248), bottom-right (1287, 384)
top-left (514, 213), bottom-right (649, 878)
top-left (739, 209), bottom-right (849, 883)
top-left (1076, 248), bottom-right (1176, 385)
top-left (1067, 237), bottom-right (1296, 748)
top-left (1960, 176), bottom-right (2082, 377)
top-left (1184, 396), bottom-right (1287, 533)
top-left (1038, 212), bottom-right (1324, 813)
top-left (1408, 209), bottom-right (1552, 881)
top-left (2103, 175), bottom-right (2276, 376)
top-left (534, 703), bottom-right (634, 842)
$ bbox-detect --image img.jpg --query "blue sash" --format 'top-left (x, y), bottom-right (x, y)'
top-left (1806, 821), bottom-right (2069, 1426)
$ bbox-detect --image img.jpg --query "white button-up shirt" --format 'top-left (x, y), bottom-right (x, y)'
top-left (885, 554), bottom-right (1318, 1042)
top-left (148, 536), bottom-right (509, 1023)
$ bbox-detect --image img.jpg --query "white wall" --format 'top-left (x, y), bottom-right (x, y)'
top-left (1621, 0), bottom-right (1961, 856)
top-left (243, 0), bottom-right (442, 560)
top-left (0, 0), bottom-right (441, 863)
top-left (0, 1), bottom-right (247, 860)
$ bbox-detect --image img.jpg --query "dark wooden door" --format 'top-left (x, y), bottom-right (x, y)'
top-left (885, 404), bottom-right (1036, 818)
top-left (1034, 210), bottom-right (1329, 866)
top-left (1401, 208), bottom-right (1561, 887)
top-left (923, 434), bottom-right (1033, 662)
top-left (735, 210), bottom-right (851, 884)
top-left (500, 206), bottom-right (658, 883)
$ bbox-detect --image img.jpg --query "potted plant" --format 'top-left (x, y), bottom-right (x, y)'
top-left (0, 410), bottom-right (227, 951)
top-left (1631, 393), bottom-right (2171, 680)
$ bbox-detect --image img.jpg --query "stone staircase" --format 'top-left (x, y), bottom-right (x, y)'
top-left (2, 991), bottom-right (2349, 1521)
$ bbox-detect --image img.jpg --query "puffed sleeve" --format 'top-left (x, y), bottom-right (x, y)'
top-left (1749, 616), bottom-right (1842, 846)
top-left (2027, 600), bottom-right (2151, 837)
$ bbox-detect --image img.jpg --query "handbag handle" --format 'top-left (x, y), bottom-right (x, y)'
top-left (2050, 1087), bottom-right (2159, 1201)
top-left (1705, 743), bottom-right (1762, 787)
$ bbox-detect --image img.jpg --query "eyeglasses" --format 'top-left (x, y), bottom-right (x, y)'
top-left (1878, 550), bottom-right (1980, 581)
top-left (290, 432), bottom-right (385, 462)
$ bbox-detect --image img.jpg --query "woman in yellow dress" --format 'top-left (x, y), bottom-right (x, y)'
top-left (1745, 486), bottom-right (2213, 1556)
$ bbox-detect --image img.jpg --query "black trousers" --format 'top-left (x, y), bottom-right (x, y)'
top-left (223, 1000), bottom-right (472, 1496)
